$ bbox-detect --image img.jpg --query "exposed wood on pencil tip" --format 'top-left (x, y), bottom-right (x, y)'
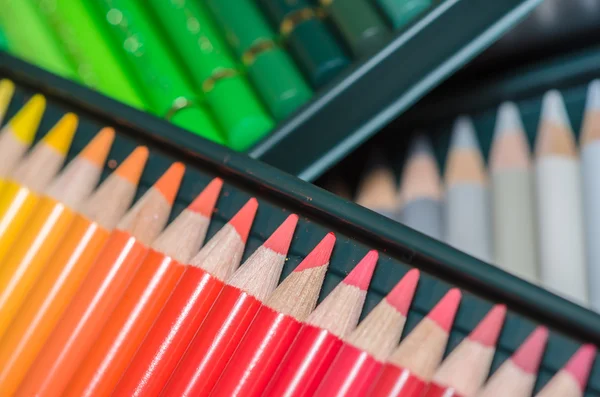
top-left (536, 90), bottom-right (577, 157)
top-left (563, 344), bottom-right (597, 391)
top-left (541, 90), bottom-right (572, 128)
top-left (343, 250), bottom-right (378, 291)
top-left (293, 232), bottom-right (336, 273)
top-left (427, 288), bottom-right (461, 332)
top-left (451, 116), bottom-right (479, 150)
top-left (355, 164), bottom-right (398, 210)
top-left (187, 178), bottom-right (223, 217)
top-left (490, 102), bottom-right (531, 171)
top-left (511, 326), bottom-right (548, 375)
top-left (385, 269), bottom-right (419, 316)
top-left (263, 214), bottom-right (298, 255)
top-left (400, 135), bottom-right (442, 203)
top-left (582, 80), bottom-right (600, 145)
top-left (445, 117), bottom-right (487, 185)
top-left (79, 128), bottom-right (115, 167)
top-left (228, 198), bottom-right (259, 244)
top-left (495, 102), bottom-right (525, 138)
top-left (468, 304), bottom-right (506, 347)
top-left (154, 162), bottom-right (185, 204)
top-left (114, 146), bottom-right (149, 184)
top-left (6, 93), bottom-right (45, 144)
top-left (41, 113), bottom-right (78, 155)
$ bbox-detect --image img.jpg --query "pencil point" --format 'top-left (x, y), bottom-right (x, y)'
top-left (408, 134), bottom-right (434, 157)
top-left (228, 198), bottom-right (259, 243)
top-left (293, 232), bottom-right (336, 272)
top-left (511, 327), bottom-right (549, 374)
top-left (8, 94), bottom-right (46, 144)
top-left (386, 269), bottom-right (419, 316)
top-left (187, 178), bottom-right (223, 217)
top-left (451, 116), bottom-right (479, 149)
top-left (495, 102), bottom-right (525, 138)
top-left (115, 146), bottom-right (149, 184)
top-left (263, 214), bottom-right (298, 255)
top-left (0, 79), bottom-right (15, 115)
top-left (42, 113), bottom-right (78, 155)
top-left (541, 90), bottom-right (572, 128)
top-left (564, 344), bottom-right (597, 392)
top-left (343, 250), bottom-right (378, 291)
top-left (587, 80), bottom-right (600, 111)
top-left (154, 162), bottom-right (185, 204)
top-left (427, 289), bottom-right (461, 333)
top-left (468, 304), bottom-right (506, 347)
top-left (79, 127), bottom-right (115, 166)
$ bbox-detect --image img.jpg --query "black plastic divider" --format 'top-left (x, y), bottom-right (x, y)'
top-left (1, 52), bottom-right (598, 394)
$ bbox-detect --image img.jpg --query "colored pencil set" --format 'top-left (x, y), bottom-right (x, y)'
top-left (0, 0), bottom-right (431, 151)
top-left (0, 79), bottom-right (595, 397)
top-left (352, 82), bottom-right (600, 310)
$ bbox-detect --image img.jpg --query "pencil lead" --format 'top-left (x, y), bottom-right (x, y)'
top-left (154, 163), bottom-right (185, 204)
top-left (427, 288), bottom-right (462, 332)
top-left (450, 116), bottom-right (479, 149)
top-left (344, 250), bottom-right (378, 291)
top-left (386, 269), bottom-right (419, 316)
top-left (79, 127), bottom-right (115, 166)
top-left (408, 134), bottom-right (435, 157)
top-left (468, 305), bottom-right (506, 347)
top-left (564, 344), bottom-right (597, 392)
top-left (42, 113), bottom-right (78, 155)
top-left (511, 327), bottom-right (548, 374)
top-left (541, 90), bottom-right (572, 128)
top-left (586, 80), bottom-right (600, 111)
top-left (495, 102), bottom-right (525, 138)
top-left (187, 178), bottom-right (223, 217)
top-left (115, 146), bottom-right (149, 184)
top-left (263, 214), bottom-right (298, 255)
top-left (293, 233), bottom-right (336, 272)
top-left (228, 198), bottom-right (259, 243)
top-left (7, 94), bottom-right (45, 144)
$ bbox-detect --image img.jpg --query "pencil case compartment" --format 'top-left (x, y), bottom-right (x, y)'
top-left (1, 52), bottom-right (598, 395)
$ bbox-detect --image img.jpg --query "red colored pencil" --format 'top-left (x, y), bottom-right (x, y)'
top-left (535, 344), bottom-right (596, 397)
top-left (162, 214), bottom-right (299, 396)
top-left (64, 178), bottom-right (223, 396)
top-left (17, 163), bottom-right (183, 397)
top-left (423, 304), bottom-right (507, 397)
top-left (368, 289), bottom-right (462, 397)
top-left (313, 269), bottom-right (420, 397)
top-left (263, 251), bottom-right (377, 397)
top-left (113, 198), bottom-right (258, 396)
top-left (210, 233), bottom-right (336, 397)
top-left (478, 326), bottom-right (548, 397)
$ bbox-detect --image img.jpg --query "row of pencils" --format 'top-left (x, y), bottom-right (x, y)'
top-left (351, 81), bottom-right (600, 311)
top-left (0, 80), bottom-right (594, 397)
top-left (0, 0), bottom-right (429, 150)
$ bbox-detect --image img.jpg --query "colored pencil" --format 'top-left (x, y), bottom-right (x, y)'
top-left (477, 326), bottom-right (548, 397)
top-left (313, 269), bottom-right (420, 397)
top-left (0, 113), bottom-right (76, 263)
top-left (17, 163), bottom-right (183, 397)
top-left (355, 153), bottom-right (398, 219)
top-left (0, 79), bottom-right (15, 125)
top-left (490, 102), bottom-right (538, 282)
top-left (210, 233), bottom-right (336, 396)
top-left (0, 146), bottom-right (147, 396)
top-left (0, 93), bottom-right (45, 184)
top-left (263, 251), bottom-right (377, 397)
top-left (114, 198), bottom-right (258, 396)
top-left (581, 80), bottom-right (600, 310)
top-left (319, 0), bottom-right (392, 58)
top-left (444, 116), bottom-right (492, 262)
top-left (163, 214), bottom-right (299, 395)
top-left (376, 0), bottom-right (432, 29)
top-left (535, 90), bottom-right (588, 305)
top-left (535, 344), bottom-right (596, 397)
top-left (368, 289), bottom-right (462, 397)
top-left (423, 304), bottom-right (507, 397)
top-left (64, 178), bottom-right (223, 396)
top-left (0, 128), bottom-right (113, 339)
top-left (399, 135), bottom-right (443, 240)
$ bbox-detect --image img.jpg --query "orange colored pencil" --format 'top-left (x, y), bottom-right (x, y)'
top-left (17, 163), bottom-right (183, 397)
top-left (0, 147), bottom-right (148, 395)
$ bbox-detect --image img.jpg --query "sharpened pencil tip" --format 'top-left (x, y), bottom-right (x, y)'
top-left (427, 288), bottom-right (462, 333)
top-left (587, 80), bottom-right (600, 111)
top-left (541, 90), bottom-right (572, 128)
top-left (115, 146), bottom-right (149, 184)
top-left (494, 102), bottom-right (525, 138)
top-left (293, 232), bottom-right (336, 272)
top-left (263, 214), bottom-right (298, 255)
top-left (408, 134), bottom-right (434, 158)
top-left (468, 304), bottom-right (506, 347)
top-left (450, 116), bottom-right (479, 150)
top-left (0, 79), bottom-right (15, 117)
top-left (188, 178), bottom-right (223, 217)
top-left (564, 344), bottom-right (597, 392)
top-left (343, 250), bottom-right (378, 291)
top-left (7, 94), bottom-right (45, 144)
top-left (386, 269), bottom-right (419, 316)
top-left (511, 327), bottom-right (549, 374)
top-left (80, 127), bottom-right (114, 166)
top-left (42, 113), bottom-right (78, 155)
top-left (228, 198), bottom-right (258, 243)
top-left (153, 162), bottom-right (185, 204)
